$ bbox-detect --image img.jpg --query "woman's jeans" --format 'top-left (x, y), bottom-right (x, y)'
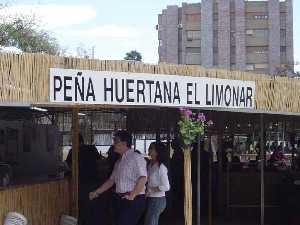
top-left (144, 197), bottom-right (166, 225)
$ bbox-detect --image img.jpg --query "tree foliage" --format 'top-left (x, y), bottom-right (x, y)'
top-left (124, 50), bottom-right (142, 62)
top-left (0, 6), bottom-right (62, 55)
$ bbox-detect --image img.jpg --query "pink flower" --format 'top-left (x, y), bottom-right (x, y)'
top-left (184, 109), bottom-right (193, 118)
top-left (208, 120), bottom-right (214, 126)
top-left (179, 107), bottom-right (193, 118)
top-left (179, 107), bottom-right (185, 113)
top-left (197, 113), bottom-right (206, 121)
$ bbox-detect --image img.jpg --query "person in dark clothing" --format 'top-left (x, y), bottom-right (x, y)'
top-left (65, 134), bottom-right (109, 225)
top-left (191, 141), bottom-right (210, 219)
top-left (65, 134), bottom-right (85, 177)
top-left (231, 155), bottom-right (242, 171)
top-left (107, 145), bottom-right (120, 225)
top-left (170, 138), bottom-right (184, 220)
top-left (65, 134), bottom-right (100, 184)
top-left (107, 145), bottom-right (120, 175)
top-left (279, 155), bottom-right (300, 224)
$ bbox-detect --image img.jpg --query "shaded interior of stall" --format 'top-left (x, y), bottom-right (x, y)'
top-left (0, 104), bottom-right (300, 225)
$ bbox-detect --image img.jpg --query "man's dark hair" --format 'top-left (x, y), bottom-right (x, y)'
top-left (114, 130), bottom-right (132, 148)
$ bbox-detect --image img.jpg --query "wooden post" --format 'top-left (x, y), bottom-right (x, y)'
top-left (71, 108), bottom-right (79, 218)
top-left (184, 147), bottom-right (192, 225)
top-left (260, 114), bottom-right (265, 225)
top-left (197, 135), bottom-right (201, 225)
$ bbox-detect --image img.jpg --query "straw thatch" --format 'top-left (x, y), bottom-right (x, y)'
top-left (0, 179), bottom-right (70, 225)
top-left (0, 53), bottom-right (300, 113)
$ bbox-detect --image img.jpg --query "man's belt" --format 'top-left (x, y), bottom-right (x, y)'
top-left (116, 192), bottom-right (130, 197)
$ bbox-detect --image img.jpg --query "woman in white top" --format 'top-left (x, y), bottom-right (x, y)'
top-left (145, 142), bottom-right (170, 225)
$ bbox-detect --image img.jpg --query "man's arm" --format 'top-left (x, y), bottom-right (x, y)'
top-left (124, 176), bottom-right (147, 200)
top-left (123, 154), bottom-right (147, 200)
top-left (89, 179), bottom-right (114, 200)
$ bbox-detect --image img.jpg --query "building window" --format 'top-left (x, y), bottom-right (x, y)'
top-left (280, 29), bottom-right (286, 41)
top-left (186, 47), bottom-right (200, 54)
top-left (230, 31), bottom-right (236, 43)
top-left (246, 29), bottom-right (268, 38)
top-left (186, 14), bottom-right (201, 23)
top-left (187, 30), bottom-right (201, 41)
top-left (255, 50), bottom-right (266, 54)
top-left (230, 46), bottom-right (236, 64)
top-left (256, 29), bottom-right (268, 37)
top-left (246, 64), bottom-right (254, 71)
top-left (254, 15), bottom-right (268, 20)
top-left (255, 64), bottom-right (268, 69)
top-left (281, 46), bottom-right (286, 52)
top-left (246, 29), bottom-right (254, 35)
top-left (186, 53), bottom-right (201, 65)
top-left (247, 46), bottom-right (268, 54)
top-left (280, 13), bottom-right (286, 27)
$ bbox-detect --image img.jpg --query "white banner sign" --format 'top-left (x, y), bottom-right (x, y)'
top-left (50, 68), bottom-right (255, 109)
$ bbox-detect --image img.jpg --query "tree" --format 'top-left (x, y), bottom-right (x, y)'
top-left (124, 50), bottom-right (142, 62)
top-left (0, 5), bottom-right (63, 55)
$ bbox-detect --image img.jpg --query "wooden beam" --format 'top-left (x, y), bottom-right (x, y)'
top-left (71, 108), bottom-right (79, 218)
top-left (184, 147), bottom-right (192, 225)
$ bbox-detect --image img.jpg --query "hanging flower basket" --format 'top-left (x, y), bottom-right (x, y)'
top-left (178, 107), bottom-right (213, 147)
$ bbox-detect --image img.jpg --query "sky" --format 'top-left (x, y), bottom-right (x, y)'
top-left (0, 0), bottom-right (299, 70)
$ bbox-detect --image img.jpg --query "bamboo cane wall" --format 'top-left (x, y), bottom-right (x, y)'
top-left (0, 53), bottom-right (300, 113)
top-left (0, 179), bottom-right (70, 225)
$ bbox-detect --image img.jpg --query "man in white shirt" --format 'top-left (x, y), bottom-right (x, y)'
top-left (89, 130), bottom-right (147, 225)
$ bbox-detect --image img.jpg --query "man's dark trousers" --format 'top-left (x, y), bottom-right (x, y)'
top-left (115, 194), bottom-right (146, 225)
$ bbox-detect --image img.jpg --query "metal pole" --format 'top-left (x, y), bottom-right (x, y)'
top-left (90, 112), bottom-right (93, 144)
top-left (133, 134), bottom-right (136, 150)
top-left (144, 136), bottom-right (147, 154)
top-left (197, 135), bottom-right (201, 225)
top-left (260, 114), bottom-right (265, 225)
top-left (217, 134), bottom-right (224, 217)
top-left (208, 136), bottom-right (213, 225)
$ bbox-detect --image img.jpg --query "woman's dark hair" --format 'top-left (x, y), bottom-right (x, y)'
top-left (114, 130), bottom-right (132, 148)
top-left (150, 142), bottom-right (168, 166)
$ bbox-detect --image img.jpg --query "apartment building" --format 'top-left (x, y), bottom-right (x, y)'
top-left (158, 0), bottom-right (293, 74)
